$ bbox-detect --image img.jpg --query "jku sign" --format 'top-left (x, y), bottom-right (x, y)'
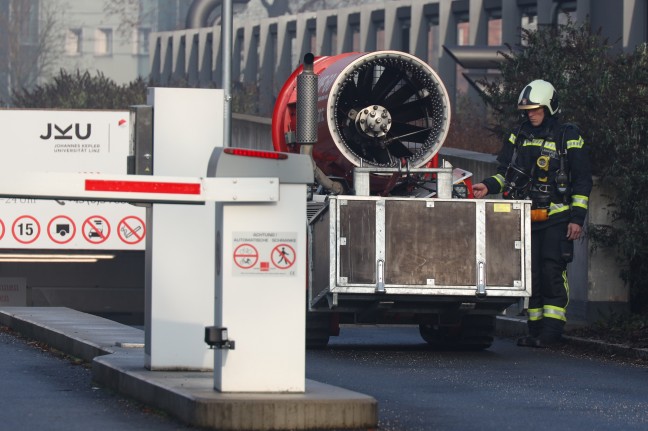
top-left (40, 123), bottom-right (92, 140)
top-left (0, 110), bottom-right (145, 250)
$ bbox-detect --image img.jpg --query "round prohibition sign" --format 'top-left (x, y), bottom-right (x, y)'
top-left (12, 215), bottom-right (41, 244)
top-left (233, 243), bottom-right (259, 269)
top-left (82, 215), bottom-right (111, 244)
top-left (47, 215), bottom-right (76, 244)
top-left (0, 218), bottom-right (5, 241)
top-left (271, 243), bottom-right (296, 269)
top-left (117, 216), bottom-right (146, 245)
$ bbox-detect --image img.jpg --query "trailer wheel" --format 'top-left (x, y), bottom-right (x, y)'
top-left (458, 315), bottom-right (496, 350)
top-left (306, 311), bottom-right (331, 349)
top-left (418, 323), bottom-right (450, 348)
top-left (419, 315), bottom-right (495, 350)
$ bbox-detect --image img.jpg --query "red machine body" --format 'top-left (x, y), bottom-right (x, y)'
top-left (272, 51), bottom-right (452, 194)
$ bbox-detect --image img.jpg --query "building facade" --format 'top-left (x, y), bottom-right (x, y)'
top-left (150, 0), bottom-right (648, 115)
top-left (2, 1), bottom-right (646, 107)
top-left (0, 0), bottom-right (191, 103)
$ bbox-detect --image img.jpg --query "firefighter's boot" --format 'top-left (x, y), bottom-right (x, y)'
top-left (517, 319), bottom-right (542, 347)
top-left (534, 317), bottom-right (564, 348)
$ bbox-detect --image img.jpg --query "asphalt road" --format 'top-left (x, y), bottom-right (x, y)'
top-left (306, 325), bottom-right (648, 431)
top-left (0, 327), bottom-right (199, 431)
top-left (3, 323), bottom-right (648, 431)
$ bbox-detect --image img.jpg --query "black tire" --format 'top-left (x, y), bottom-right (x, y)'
top-left (419, 314), bottom-right (495, 350)
top-left (458, 314), bottom-right (496, 350)
top-left (306, 310), bottom-right (331, 349)
top-left (418, 323), bottom-right (451, 348)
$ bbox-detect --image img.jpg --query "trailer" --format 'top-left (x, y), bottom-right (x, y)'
top-left (272, 50), bottom-right (531, 349)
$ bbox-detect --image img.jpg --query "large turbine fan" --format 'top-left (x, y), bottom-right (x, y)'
top-left (331, 53), bottom-right (449, 168)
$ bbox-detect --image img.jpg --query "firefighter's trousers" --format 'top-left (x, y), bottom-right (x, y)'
top-left (528, 221), bottom-right (572, 339)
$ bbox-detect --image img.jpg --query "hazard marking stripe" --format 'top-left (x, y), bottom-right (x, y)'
top-left (85, 179), bottom-right (201, 195)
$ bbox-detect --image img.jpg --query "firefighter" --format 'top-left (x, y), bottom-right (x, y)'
top-left (472, 79), bottom-right (593, 347)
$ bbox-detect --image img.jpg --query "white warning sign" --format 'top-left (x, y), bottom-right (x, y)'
top-left (12, 215), bottom-right (41, 244)
top-left (0, 110), bottom-right (145, 250)
top-left (47, 215), bottom-right (76, 245)
top-left (232, 232), bottom-right (298, 276)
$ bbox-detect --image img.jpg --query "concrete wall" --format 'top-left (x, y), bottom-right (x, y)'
top-left (0, 251), bottom-right (145, 324)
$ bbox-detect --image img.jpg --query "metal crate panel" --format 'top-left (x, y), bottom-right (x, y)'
top-left (309, 201), bottom-right (331, 301)
top-left (485, 202), bottom-right (522, 286)
top-left (385, 200), bottom-right (476, 286)
top-left (338, 199), bottom-right (376, 284)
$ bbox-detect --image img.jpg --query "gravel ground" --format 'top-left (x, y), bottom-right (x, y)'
top-left (564, 314), bottom-right (648, 350)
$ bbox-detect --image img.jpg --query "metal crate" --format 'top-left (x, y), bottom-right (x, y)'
top-left (309, 196), bottom-right (531, 306)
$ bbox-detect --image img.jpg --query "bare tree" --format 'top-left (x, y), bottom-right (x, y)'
top-left (259, 0), bottom-right (289, 16)
top-left (103, 0), bottom-right (143, 37)
top-left (103, 0), bottom-right (192, 37)
top-left (0, 0), bottom-right (64, 104)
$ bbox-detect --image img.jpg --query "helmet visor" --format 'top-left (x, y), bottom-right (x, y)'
top-left (518, 103), bottom-right (542, 110)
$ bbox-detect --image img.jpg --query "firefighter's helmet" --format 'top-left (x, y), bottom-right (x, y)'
top-left (517, 79), bottom-right (560, 116)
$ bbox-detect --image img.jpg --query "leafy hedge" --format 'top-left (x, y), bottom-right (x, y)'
top-left (11, 69), bottom-right (148, 109)
top-left (479, 21), bottom-right (648, 312)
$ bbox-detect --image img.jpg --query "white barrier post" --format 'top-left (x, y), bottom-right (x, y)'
top-left (206, 148), bottom-right (313, 392)
top-left (144, 87), bottom-right (223, 370)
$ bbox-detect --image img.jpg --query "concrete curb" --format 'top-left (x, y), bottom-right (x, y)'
top-left (0, 306), bottom-right (140, 360)
top-left (495, 315), bottom-right (529, 337)
top-left (562, 336), bottom-right (648, 361)
top-left (0, 307), bottom-right (378, 431)
top-left (93, 350), bottom-right (378, 430)
top-left (496, 314), bottom-right (648, 361)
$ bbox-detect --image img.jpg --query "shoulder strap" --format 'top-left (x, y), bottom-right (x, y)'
top-left (510, 121), bottom-right (530, 165)
top-left (558, 122), bottom-right (579, 155)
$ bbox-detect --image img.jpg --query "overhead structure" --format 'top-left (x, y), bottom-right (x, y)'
top-left (185, 0), bottom-right (249, 28)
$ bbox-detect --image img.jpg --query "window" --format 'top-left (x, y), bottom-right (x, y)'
top-left (329, 26), bottom-right (338, 55)
top-left (457, 21), bottom-right (469, 46)
top-left (488, 18), bottom-right (502, 45)
top-left (400, 19), bottom-right (411, 53)
top-left (521, 13), bottom-right (538, 33)
top-left (376, 24), bottom-right (385, 51)
top-left (66, 28), bottom-right (82, 56)
top-left (95, 28), bottom-right (113, 56)
top-left (456, 21), bottom-right (470, 95)
top-left (351, 25), bottom-right (360, 51)
top-left (427, 19), bottom-right (439, 68)
top-left (133, 27), bottom-right (151, 55)
top-left (289, 31), bottom-right (298, 70)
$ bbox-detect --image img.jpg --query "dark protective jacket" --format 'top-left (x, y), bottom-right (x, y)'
top-left (481, 116), bottom-right (593, 229)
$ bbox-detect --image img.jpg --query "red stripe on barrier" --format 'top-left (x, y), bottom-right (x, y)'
top-left (85, 179), bottom-right (201, 195)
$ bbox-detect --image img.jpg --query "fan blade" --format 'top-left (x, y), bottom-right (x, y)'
top-left (371, 67), bottom-right (402, 101)
top-left (387, 140), bottom-right (413, 158)
top-left (356, 64), bottom-right (375, 100)
top-left (390, 96), bottom-right (431, 123)
top-left (366, 145), bottom-right (393, 164)
top-left (383, 84), bottom-right (417, 109)
top-left (340, 79), bottom-right (360, 106)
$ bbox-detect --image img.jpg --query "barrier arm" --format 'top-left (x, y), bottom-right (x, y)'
top-left (0, 173), bottom-right (280, 204)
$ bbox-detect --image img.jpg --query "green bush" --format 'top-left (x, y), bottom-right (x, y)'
top-left (11, 69), bottom-right (148, 109)
top-left (445, 93), bottom-right (501, 154)
top-left (479, 21), bottom-right (648, 313)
